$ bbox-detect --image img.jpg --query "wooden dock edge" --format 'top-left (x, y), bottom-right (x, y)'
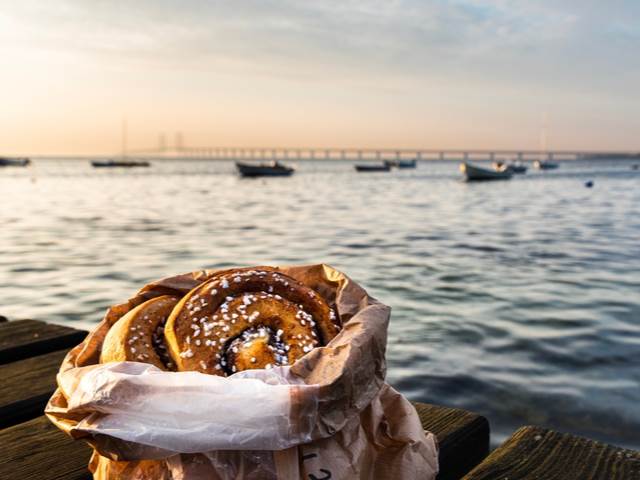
top-left (0, 318), bottom-right (491, 479)
top-left (462, 425), bottom-right (640, 479)
top-left (5, 319), bottom-right (639, 479)
top-left (0, 416), bottom-right (92, 480)
top-left (0, 319), bottom-right (87, 364)
top-left (414, 403), bottom-right (490, 480)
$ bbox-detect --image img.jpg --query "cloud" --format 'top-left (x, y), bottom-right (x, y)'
top-left (0, 0), bottom-right (638, 153)
top-left (0, 1), bottom-right (600, 73)
top-left (1, 0), bottom-right (638, 94)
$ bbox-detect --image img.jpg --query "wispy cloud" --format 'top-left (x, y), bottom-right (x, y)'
top-left (0, 0), bottom-right (638, 153)
top-left (0, 0), bottom-right (617, 78)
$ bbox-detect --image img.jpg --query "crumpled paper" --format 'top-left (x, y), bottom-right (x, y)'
top-left (46, 264), bottom-right (439, 479)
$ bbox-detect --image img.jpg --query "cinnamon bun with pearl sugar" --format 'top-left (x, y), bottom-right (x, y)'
top-left (161, 268), bottom-right (340, 375)
top-left (101, 295), bottom-right (179, 370)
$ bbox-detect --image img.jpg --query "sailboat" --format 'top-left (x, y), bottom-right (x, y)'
top-left (91, 159), bottom-right (150, 168)
top-left (91, 119), bottom-right (150, 168)
top-left (533, 159), bottom-right (558, 170)
top-left (535, 115), bottom-right (559, 170)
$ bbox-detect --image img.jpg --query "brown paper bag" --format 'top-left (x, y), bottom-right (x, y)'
top-left (46, 264), bottom-right (438, 479)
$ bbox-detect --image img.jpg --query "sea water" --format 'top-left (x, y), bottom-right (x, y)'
top-left (1, 158), bottom-right (639, 448)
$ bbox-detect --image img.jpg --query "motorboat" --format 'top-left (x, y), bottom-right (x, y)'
top-left (460, 162), bottom-right (513, 181)
top-left (492, 161), bottom-right (527, 174)
top-left (236, 161), bottom-right (295, 177)
top-left (355, 163), bottom-right (391, 172)
top-left (509, 162), bottom-right (528, 174)
top-left (384, 159), bottom-right (417, 169)
top-left (91, 160), bottom-right (150, 168)
top-left (533, 160), bottom-right (559, 170)
top-left (0, 157), bottom-right (30, 167)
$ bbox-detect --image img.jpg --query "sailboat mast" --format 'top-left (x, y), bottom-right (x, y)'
top-left (540, 112), bottom-right (549, 159)
top-left (122, 117), bottom-right (127, 160)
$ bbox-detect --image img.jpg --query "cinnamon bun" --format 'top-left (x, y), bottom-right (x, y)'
top-left (164, 269), bottom-right (339, 375)
top-left (101, 295), bottom-right (179, 370)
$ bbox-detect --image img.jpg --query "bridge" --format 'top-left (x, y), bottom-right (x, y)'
top-left (126, 145), bottom-right (639, 161)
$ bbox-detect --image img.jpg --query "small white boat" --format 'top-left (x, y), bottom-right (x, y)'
top-left (533, 160), bottom-right (559, 170)
top-left (460, 162), bottom-right (513, 181)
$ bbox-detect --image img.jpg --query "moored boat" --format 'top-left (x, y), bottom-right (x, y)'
top-left (0, 157), bottom-right (31, 167)
top-left (384, 159), bottom-right (417, 169)
top-left (579, 153), bottom-right (640, 160)
top-left (492, 161), bottom-right (527, 174)
top-left (460, 162), bottom-right (512, 181)
top-left (533, 160), bottom-right (559, 170)
top-left (355, 163), bottom-right (391, 172)
top-left (236, 161), bottom-right (295, 177)
top-left (91, 160), bottom-right (150, 168)
top-left (509, 163), bottom-right (528, 174)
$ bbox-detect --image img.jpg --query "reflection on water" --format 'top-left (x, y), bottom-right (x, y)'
top-left (1, 158), bottom-right (639, 448)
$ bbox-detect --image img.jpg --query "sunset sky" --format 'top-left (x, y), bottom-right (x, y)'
top-left (1, 1), bottom-right (639, 155)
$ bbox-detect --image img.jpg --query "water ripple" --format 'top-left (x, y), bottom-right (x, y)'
top-left (1, 158), bottom-right (640, 449)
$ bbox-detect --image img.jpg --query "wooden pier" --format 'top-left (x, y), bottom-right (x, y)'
top-left (0, 317), bottom-right (638, 479)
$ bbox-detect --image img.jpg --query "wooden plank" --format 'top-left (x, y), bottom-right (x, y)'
top-left (0, 319), bottom-right (86, 364)
top-left (0, 403), bottom-right (487, 480)
top-left (0, 315), bottom-right (488, 478)
top-left (0, 378), bottom-right (486, 479)
top-left (0, 349), bottom-right (68, 428)
top-left (414, 402), bottom-right (490, 480)
top-left (0, 416), bottom-right (92, 480)
top-left (463, 426), bottom-right (640, 480)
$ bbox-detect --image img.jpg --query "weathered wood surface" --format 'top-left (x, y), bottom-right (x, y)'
top-left (0, 319), bottom-right (490, 479)
top-left (0, 349), bottom-right (68, 428)
top-left (0, 416), bottom-right (92, 480)
top-left (0, 319), bottom-right (86, 364)
top-left (0, 404), bottom-right (486, 480)
top-left (463, 426), bottom-right (640, 480)
top-left (415, 403), bottom-right (489, 480)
